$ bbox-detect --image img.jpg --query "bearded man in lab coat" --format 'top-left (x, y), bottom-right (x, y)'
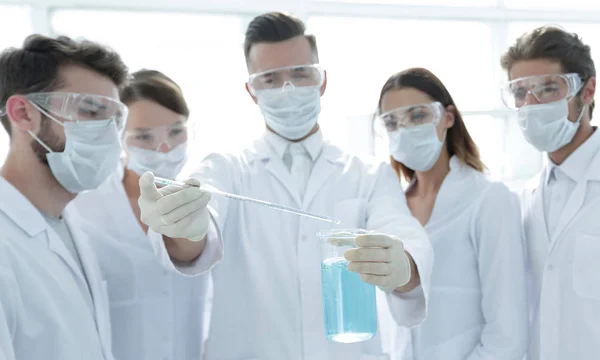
top-left (501, 25), bottom-right (600, 360)
top-left (138, 11), bottom-right (433, 360)
top-left (0, 35), bottom-right (218, 360)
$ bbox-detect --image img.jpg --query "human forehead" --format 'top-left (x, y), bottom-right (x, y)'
top-left (248, 36), bottom-right (316, 74)
top-left (509, 59), bottom-right (563, 81)
top-left (126, 99), bottom-right (186, 131)
top-left (56, 64), bottom-right (120, 100)
top-left (381, 88), bottom-right (434, 113)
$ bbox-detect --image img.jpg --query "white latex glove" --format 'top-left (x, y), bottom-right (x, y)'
top-left (138, 172), bottom-right (211, 241)
top-left (345, 233), bottom-right (412, 293)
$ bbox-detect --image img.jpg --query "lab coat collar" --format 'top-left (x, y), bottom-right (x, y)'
top-left (546, 126), bottom-right (600, 184)
top-left (0, 176), bottom-right (49, 237)
top-left (546, 128), bottom-right (600, 245)
top-left (249, 130), bottom-right (346, 165)
top-left (263, 129), bottom-right (323, 162)
top-left (247, 131), bottom-right (348, 206)
top-left (0, 177), bottom-right (93, 302)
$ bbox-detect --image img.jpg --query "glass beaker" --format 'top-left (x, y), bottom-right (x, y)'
top-left (318, 228), bottom-right (377, 343)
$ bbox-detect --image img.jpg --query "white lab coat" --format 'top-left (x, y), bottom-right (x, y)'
top-left (388, 157), bottom-right (528, 359)
top-left (0, 177), bottom-right (114, 360)
top-left (520, 143), bottom-right (600, 360)
top-left (71, 164), bottom-right (219, 360)
top-left (192, 135), bottom-right (432, 360)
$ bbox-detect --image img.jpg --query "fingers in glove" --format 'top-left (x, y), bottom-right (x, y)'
top-left (160, 193), bottom-right (211, 225)
top-left (158, 184), bottom-right (190, 196)
top-left (344, 248), bottom-right (390, 262)
top-left (158, 179), bottom-right (202, 197)
top-left (355, 234), bottom-right (397, 249)
top-left (155, 187), bottom-right (206, 215)
top-left (184, 178), bottom-right (201, 187)
top-left (139, 172), bottom-right (161, 201)
top-left (347, 261), bottom-right (392, 276)
top-left (359, 273), bottom-right (392, 288)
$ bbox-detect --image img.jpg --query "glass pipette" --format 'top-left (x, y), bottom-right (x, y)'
top-left (153, 176), bottom-right (341, 224)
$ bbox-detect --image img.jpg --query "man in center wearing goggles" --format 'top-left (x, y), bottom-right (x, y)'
top-left (137, 11), bottom-right (433, 359)
top-left (501, 25), bottom-right (600, 360)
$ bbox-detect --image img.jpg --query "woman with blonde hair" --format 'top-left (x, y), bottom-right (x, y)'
top-left (376, 68), bottom-right (528, 359)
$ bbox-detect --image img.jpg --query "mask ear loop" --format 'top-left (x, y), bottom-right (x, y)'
top-left (26, 101), bottom-right (64, 154)
top-left (568, 77), bottom-right (587, 124)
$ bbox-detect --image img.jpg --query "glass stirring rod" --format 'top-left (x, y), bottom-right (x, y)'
top-left (153, 176), bottom-right (342, 224)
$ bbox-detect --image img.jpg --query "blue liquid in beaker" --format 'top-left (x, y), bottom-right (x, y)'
top-left (321, 257), bottom-right (377, 343)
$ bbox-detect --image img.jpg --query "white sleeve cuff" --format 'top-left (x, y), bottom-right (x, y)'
top-left (147, 209), bottom-right (224, 277)
top-left (386, 284), bottom-right (426, 328)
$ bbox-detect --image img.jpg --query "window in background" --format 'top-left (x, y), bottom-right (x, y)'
top-left (309, 16), bottom-right (523, 179)
top-left (463, 114), bottom-right (541, 184)
top-left (504, 0), bottom-right (600, 10)
top-left (0, 5), bottom-right (34, 165)
top-left (51, 9), bottom-right (261, 176)
top-left (308, 17), bottom-right (496, 117)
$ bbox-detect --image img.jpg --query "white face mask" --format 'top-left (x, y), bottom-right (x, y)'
top-left (518, 98), bottom-right (584, 153)
top-left (127, 142), bottom-right (188, 179)
top-left (389, 123), bottom-right (444, 172)
top-left (256, 86), bottom-right (321, 140)
top-left (29, 119), bottom-right (122, 194)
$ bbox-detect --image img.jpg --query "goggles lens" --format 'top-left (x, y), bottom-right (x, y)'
top-left (248, 65), bottom-right (325, 94)
top-left (376, 102), bottom-right (444, 133)
top-left (124, 121), bottom-right (190, 151)
top-left (25, 92), bottom-right (129, 131)
top-left (501, 73), bottom-right (583, 109)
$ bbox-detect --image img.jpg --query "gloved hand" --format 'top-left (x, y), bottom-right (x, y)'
top-left (345, 233), bottom-right (412, 293)
top-left (138, 172), bottom-right (211, 241)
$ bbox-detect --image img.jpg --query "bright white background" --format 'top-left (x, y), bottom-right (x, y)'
top-left (0, 0), bottom-right (599, 187)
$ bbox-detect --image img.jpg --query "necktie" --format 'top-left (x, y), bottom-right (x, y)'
top-left (288, 143), bottom-right (311, 199)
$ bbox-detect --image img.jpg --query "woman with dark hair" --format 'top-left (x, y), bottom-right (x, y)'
top-left (72, 69), bottom-right (215, 360)
top-left (377, 68), bottom-right (528, 359)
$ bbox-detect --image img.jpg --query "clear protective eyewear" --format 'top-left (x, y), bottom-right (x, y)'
top-left (247, 64), bottom-right (325, 95)
top-left (375, 101), bottom-right (445, 134)
top-left (0, 92), bottom-right (129, 132)
top-left (501, 73), bottom-right (584, 109)
top-left (124, 121), bottom-right (192, 152)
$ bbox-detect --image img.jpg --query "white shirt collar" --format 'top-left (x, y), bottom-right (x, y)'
top-left (263, 129), bottom-right (323, 161)
top-left (546, 127), bottom-right (600, 184)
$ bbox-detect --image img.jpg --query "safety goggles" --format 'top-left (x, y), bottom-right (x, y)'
top-left (501, 73), bottom-right (584, 110)
top-left (247, 64), bottom-right (325, 95)
top-left (375, 102), bottom-right (444, 134)
top-left (124, 121), bottom-right (191, 151)
top-left (1, 92), bottom-right (129, 131)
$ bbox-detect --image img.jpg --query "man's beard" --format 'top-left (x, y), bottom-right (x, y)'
top-left (30, 115), bottom-right (65, 165)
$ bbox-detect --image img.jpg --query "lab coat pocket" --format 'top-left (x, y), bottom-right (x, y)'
top-left (573, 233), bottom-right (600, 300)
top-left (334, 198), bottom-right (367, 229)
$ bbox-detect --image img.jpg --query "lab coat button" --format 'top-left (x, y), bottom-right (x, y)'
top-left (301, 235), bottom-right (307, 241)
top-left (548, 264), bottom-right (553, 270)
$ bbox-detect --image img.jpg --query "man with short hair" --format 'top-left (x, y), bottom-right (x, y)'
top-left (0, 34), bottom-right (215, 360)
top-left (138, 12), bottom-right (433, 359)
top-left (501, 25), bottom-right (600, 360)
